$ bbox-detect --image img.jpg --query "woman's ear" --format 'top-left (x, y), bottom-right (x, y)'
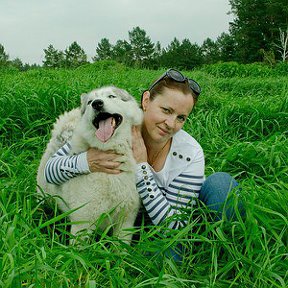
top-left (142, 90), bottom-right (150, 111)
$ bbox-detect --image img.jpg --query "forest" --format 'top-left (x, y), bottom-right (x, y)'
top-left (1, 0), bottom-right (288, 71)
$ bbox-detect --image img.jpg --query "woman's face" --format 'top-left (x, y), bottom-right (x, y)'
top-left (142, 87), bottom-right (194, 144)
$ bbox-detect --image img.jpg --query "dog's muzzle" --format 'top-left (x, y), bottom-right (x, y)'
top-left (92, 112), bottom-right (123, 143)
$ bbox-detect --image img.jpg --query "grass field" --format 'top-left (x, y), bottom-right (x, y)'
top-left (0, 61), bottom-right (287, 287)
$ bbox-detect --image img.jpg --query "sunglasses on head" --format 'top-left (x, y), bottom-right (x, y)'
top-left (148, 68), bottom-right (201, 97)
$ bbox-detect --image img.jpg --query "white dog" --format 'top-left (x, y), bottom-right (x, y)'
top-left (37, 86), bottom-right (143, 243)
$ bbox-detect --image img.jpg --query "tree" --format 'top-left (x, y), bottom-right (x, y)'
top-left (178, 39), bottom-right (203, 69)
top-left (22, 63), bottom-right (41, 71)
top-left (150, 41), bottom-right (163, 68)
top-left (202, 38), bottom-right (221, 64)
top-left (10, 58), bottom-right (24, 70)
top-left (274, 27), bottom-right (288, 62)
top-left (93, 38), bottom-right (113, 61)
top-left (229, 0), bottom-right (268, 62)
top-left (0, 44), bottom-right (9, 66)
top-left (128, 26), bottom-right (155, 67)
top-left (64, 41), bottom-right (87, 68)
top-left (112, 40), bottom-right (132, 66)
top-left (153, 41), bottom-right (162, 58)
top-left (167, 37), bottom-right (181, 51)
top-left (43, 44), bottom-right (65, 68)
top-left (160, 38), bottom-right (203, 69)
top-left (229, 0), bottom-right (288, 62)
top-left (216, 32), bottom-right (237, 62)
top-left (159, 38), bottom-right (181, 68)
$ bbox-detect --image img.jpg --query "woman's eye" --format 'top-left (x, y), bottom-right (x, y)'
top-left (177, 116), bottom-right (186, 122)
top-left (108, 95), bottom-right (116, 98)
top-left (162, 107), bottom-right (170, 113)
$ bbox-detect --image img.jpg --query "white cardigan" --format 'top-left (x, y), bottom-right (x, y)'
top-left (135, 129), bottom-right (205, 229)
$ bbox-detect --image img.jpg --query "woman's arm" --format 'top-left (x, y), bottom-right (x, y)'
top-left (44, 143), bottom-right (123, 185)
top-left (44, 142), bottom-right (90, 185)
top-left (135, 151), bottom-right (204, 229)
top-left (132, 126), bottom-right (205, 229)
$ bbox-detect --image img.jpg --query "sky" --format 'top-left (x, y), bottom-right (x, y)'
top-left (0, 0), bottom-right (234, 64)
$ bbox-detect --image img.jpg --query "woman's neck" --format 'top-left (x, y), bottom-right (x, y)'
top-left (145, 138), bottom-right (170, 154)
top-left (142, 126), bottom-right (172, 170)
top-left (142, 125), bottom-right (164, 151)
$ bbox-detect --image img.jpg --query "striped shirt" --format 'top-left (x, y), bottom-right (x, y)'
top-left (44, 129), bottom-right (205, 229)
top-left (135, 130), bottom-right (204, 229)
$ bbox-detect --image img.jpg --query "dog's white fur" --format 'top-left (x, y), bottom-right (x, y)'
top-left (37, 86), bottom-right (143, 243)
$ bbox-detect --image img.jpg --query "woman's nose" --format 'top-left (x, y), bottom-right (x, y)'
top-left (164, 116), bottom-right (176, 128)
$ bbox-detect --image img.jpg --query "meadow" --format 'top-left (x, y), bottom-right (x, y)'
top-left (0, 61), bottom-right (287, 287)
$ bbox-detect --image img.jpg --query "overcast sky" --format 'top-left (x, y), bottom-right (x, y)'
top-left (0, 0), bottom-right (234, 64)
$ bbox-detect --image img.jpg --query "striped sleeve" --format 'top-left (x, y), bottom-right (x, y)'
top-left (136, 150), bottom-right (204, 229)
top-left (44, 142), bottom-right (90, 185)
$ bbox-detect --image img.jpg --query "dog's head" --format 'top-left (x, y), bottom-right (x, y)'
top-left (80, 86), bottom-right (142, 143)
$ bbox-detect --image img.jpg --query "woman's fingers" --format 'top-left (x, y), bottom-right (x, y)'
top-left (87, 148), bottom-right (123, 173)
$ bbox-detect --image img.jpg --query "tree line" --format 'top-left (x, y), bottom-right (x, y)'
top-left (1, 0), bottom-right (287, 70)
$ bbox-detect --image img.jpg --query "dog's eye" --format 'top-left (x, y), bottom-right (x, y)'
top-left (108, 95), bottom-right (116, 99)
top-left (87, 100), bottom-right (92, 105)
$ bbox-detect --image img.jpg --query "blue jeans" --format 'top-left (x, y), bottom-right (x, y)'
top-left (199, 172), bottom-right (242, 220)
top-left (167, 172), bottom-right (243, 263)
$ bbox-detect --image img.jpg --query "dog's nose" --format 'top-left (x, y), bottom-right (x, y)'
top-left (91, 99), bottom-right (104, 111)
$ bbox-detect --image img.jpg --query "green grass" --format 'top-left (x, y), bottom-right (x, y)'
top-left (0, 61), bottom-right (287, 287)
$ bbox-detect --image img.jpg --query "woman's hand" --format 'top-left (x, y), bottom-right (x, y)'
top-left (87, 148), bottom-right (122, 174)
top-left (132, 125), bottom-right (147, 163)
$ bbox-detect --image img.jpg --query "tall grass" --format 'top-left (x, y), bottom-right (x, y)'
top-left (0, 61), bottom-right (287, 287)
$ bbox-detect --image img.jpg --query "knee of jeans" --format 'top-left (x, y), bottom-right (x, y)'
top-left (199, 172), bottom-right (238, 204)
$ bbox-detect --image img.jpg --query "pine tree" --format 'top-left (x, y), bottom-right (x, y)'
top-left (0, 44), bottom-right (9, 66)
top-left (202, 38), bottom-right (220, 64)
top-left (64, 41), bottom-right (87, 68)
top-left (43, 44), bottom-right (65, 68)
top-left (112, 40), bottom-right (132, 65)
top-left (93, 38), bottom-right (113, 61)
top-left (128, 27), bottom-right (155, 67)
top-left (10, 58), bottom-right (24, 70)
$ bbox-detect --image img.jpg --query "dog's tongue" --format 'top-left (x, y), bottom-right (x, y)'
top-left (95, 117), bottom-right (115, 142)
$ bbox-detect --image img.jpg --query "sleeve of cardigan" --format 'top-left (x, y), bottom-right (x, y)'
top-left (44, 142), bottom-right (90, 185)
top-left (135, 149), bottom-right (204, 229)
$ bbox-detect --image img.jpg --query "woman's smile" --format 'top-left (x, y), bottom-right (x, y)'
top-left (157, 125), bottom-right (170, 136)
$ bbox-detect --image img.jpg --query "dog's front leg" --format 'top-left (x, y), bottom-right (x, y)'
top-left (113, 210), bottom-right (138, 245)
top-left (69, 222), bottom-right (93, 245)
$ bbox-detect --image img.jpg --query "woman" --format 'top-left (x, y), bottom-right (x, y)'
top-left (44, 69), bottom-right (240, 257)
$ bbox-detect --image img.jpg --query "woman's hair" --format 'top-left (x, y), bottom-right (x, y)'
top-left (142, 76), bottom-right (198, 106)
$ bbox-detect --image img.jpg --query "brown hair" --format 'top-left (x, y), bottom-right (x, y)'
top-left (142, 76), bottom-right (198, 106)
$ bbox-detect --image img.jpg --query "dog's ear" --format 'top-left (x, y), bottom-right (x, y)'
top-left (120, 91), bottom-right (132, 102)
top-left (111, 87), bottom-right (133, 102)
top-left (112, 87), bottom-right (143, 125)
top-left (80, 93), bottom-right (88, 114)
top-left (126, 99), bottom-right (143, 126)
